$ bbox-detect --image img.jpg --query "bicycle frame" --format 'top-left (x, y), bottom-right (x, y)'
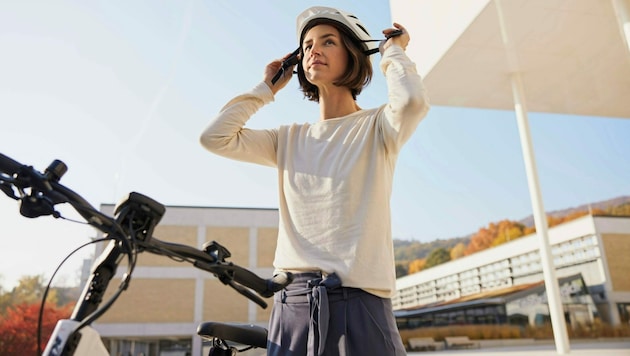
top-left (44, 320), bottom-right (108, 356)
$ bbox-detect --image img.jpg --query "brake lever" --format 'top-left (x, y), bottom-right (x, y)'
top-left (12, 161), bottom-right (70, 218)
top-left (226, 280), bottom-right (267, 309)
top-left (199, 261), bottom-right (269, 308)
top-left (0, 181), bottom-right (17, 200)
top-left (271, 47), bottom-right (300, 85)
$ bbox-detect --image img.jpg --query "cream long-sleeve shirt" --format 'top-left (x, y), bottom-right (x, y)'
top-left (200, 45), bottom-right (429, 298)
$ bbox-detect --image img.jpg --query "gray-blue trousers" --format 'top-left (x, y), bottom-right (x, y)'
top-left (267, 272), bottom-right (406, 356)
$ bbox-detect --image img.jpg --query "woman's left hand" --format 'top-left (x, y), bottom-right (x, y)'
top-left (381, 22), bottom-right (410, 52)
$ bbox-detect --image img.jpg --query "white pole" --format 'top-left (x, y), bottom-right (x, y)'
top-left (494, 1), bottom-right (571, 352)
top-left (510, 72), bottom-right (571, 354)
top-left (612, 0), bottom-right (630, 57)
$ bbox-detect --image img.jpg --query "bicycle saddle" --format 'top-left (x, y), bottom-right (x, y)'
top-left (197, 321), bottom-right (268, 349)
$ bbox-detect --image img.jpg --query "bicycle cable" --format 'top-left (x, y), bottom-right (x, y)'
top-left (72, 218), bottom-right (138, 334)
top-left (50, 215), bottom-right (138, 354)
top-left (36, 236), bottom-right (113, 356)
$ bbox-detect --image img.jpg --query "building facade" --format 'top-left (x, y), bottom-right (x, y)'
top-left (394, 215), bottom-right (630, 330)
top-left (85, 205), bottom-right (630, 354)
top-left (91, 204), bottom-right (279, 356)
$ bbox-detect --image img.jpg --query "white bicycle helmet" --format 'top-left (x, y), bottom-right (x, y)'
top-left (296, 6), bottom-right (378, 54)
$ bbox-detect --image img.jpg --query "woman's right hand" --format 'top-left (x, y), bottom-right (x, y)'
top-left (264, 52), bottom-right (297, 95)
top-left (381, 23), bottom-right (410, 53)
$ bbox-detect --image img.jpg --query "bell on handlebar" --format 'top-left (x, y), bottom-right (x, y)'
top-left (44, 159), bottom-right (67, 182)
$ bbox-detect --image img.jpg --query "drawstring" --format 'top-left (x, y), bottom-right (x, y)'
top-left (307, 273), bottom-right (341, 356)
top-left (282, 272), bottom-right (342, 356)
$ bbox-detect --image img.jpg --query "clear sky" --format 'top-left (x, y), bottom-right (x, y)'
top-left (1, 1), bottom-right (629, 290)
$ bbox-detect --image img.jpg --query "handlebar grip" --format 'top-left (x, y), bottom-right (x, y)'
top-left (234, 269), bottom-right (293, 298)
top-left (229, 264), bottom-right (275, 298)
top-left (194, 258), bottom-right (292, 299)
top-left (0, 153), bottom-right (24, 176)
top-left (227, 280), bottom-right (268, 309)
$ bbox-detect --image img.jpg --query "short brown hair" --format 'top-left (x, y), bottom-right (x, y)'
top-left (297, 19), bottom-right (373, 102)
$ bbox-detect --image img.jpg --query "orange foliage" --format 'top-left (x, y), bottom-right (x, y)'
top-left (464, 220), bottom-right (526, 255)
top-left (450, 242), bottom-right (466, 260)
top-left (463, 209), bottom-right (612, 256)
top-left (524, 208), bottom-right (607, 235)
top-left (608, 203), bottom-right (630, 216)
top-left (0, 302), bottom-right (74, 355)
top-left (524, 225), bottom-right (536, 235)
top-left (397, 203), bottom-right (628, 271)
top-left (408, 258), bottom-right (426, 274)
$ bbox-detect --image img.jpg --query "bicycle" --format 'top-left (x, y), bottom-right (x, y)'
top-left (0, 152), bottom-right (290, 356)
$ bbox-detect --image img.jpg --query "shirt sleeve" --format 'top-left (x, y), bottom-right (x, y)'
top-left (378, 44), bottom-right (431, 153)
top-left (199, 82), bottom-right (279, 167)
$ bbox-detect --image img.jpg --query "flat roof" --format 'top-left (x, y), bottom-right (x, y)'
top-left (390, 0), bottom-right (630, 118)
top-left (395, 274), bottom-right (583, 318)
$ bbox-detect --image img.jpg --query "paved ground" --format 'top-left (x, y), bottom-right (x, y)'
top-left (407, 340), bottom-right (630, 355)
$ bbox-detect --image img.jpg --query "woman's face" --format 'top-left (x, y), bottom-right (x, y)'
top-left (301, 24), bottom-right (349, 86)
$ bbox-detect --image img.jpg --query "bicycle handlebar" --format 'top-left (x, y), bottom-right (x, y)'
top-left (0, 151), bottom-right (291, 310)
top-left (0, 152), bottom-right (22, 176)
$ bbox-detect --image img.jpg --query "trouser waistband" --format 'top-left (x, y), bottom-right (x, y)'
top-left (274, 272), bottom-right (363, 356)
top-left (276, 272), bottom-right (363, 303)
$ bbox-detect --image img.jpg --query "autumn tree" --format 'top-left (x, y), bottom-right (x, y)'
top-left (396, 262), bottom-right (409, 278)
top-left (450, 242), bottom-right (466, 260)
top-left (548, 210), bottom-right (589, 227)
top-left (0, 275), bottom-right (58, 314)
top-left (408, 258), bottom-right (426, 274)
top-left (523, 208), bottom-right (608, 235)
top-left (464, 220), bottom-right (527, 254)
top-left (425, 247), bottom-right (450, 269)
top-left (0, 275), bottom-right (75, 355)
top-left (0, 302), bottom-right (73, 355)
top-left (608, 203), bottom-right (630, 216)
top-left (465, 223), bottom-right (497, 255)
top-left (524, 225), bottom-right (536, 235)
top-left (490, 220), bottom-right (527, 247)
top-left (0, 279), bottom-right (5, 304)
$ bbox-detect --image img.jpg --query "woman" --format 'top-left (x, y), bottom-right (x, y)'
top-left (200, 6), bottom-right (429, 355)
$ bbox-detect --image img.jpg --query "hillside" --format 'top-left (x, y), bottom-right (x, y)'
top-left (394, 195), bottom-right (630, 276)
top-left (518, 195), bottom-right (630, 227)
top-left (394, 236), bottom-right (469, 262)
